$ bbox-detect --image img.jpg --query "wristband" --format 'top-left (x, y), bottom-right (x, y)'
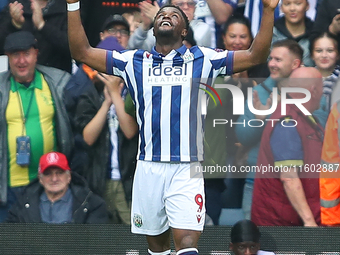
top-left (67, 1), bottom-right (80, 11)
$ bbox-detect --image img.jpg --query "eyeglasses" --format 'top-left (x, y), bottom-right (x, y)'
top-left (107, 28), bottom-right (129, 36)
top-left (175, 1), bottom-right (196, 8)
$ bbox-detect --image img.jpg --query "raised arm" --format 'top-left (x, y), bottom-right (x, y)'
top-left (205, 0), bottom-right (234, 25)
top-left (233, 0), bottom-right (279, 73)
top-left (66, 0), bottom-right (106, 72)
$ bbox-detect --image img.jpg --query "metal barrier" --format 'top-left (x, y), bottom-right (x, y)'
top-left (0, 224), bottom-right (339, 254)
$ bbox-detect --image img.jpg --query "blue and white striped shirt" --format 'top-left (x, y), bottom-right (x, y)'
top-left (106, 45), bottom-right (234, 162)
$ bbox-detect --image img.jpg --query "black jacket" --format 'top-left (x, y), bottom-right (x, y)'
top-left (74, 84), bottom-right (138, 201)
top-left (312, 0), bottom-right (340, 42)
top-left (0, 0), bottom-right (72, 73)
top-left (275, 16), bottom-right (314, 41)
top-left (5, 172), bottom-right (108, 223)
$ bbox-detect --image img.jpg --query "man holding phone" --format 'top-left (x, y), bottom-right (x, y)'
top-left (0, 31), bottom-right (73, 222)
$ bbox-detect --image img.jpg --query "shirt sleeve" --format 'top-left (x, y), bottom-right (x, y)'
top-left (106, 50), bottom-right (132, 77)
top-left (270, 118), bottom-right (304, 167)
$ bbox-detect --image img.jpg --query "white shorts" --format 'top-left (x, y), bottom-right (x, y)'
top-left (131, 160), bottom-right (205, 235)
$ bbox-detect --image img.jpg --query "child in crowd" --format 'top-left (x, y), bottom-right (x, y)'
top-left (272, 0), bottom-right (313, 66)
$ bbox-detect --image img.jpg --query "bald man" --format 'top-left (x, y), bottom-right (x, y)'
top-left (251, 67), bottom-right (323, 226)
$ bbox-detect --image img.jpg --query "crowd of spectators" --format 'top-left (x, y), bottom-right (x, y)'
top-left (1, 0), bottom-right (340, 231)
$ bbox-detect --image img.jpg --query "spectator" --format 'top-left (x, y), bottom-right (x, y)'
top-left (245, 0), bottom-right (318, 37)
top-left (0, 31), bottom-right (73, 222)
top-left (194, 0), bottom-right (237, 47)
top-left (320, 100), bottom-right (340, 226)
top-left (123, 9), bottom-right (142, 36)
top-left (100, 14), bottom-right (131, 49)
top-left (272, 0), bottom-right (314, 66)
top-left (252, 67), bottom-right (323, 226)
top-left (310, 32), bottom-right (340, 112)
top-left (230, 219), bottom-right (275, 255)
top-left (81, 0), bottom-right (139, 47)
top-left (236, 39), bottom-right (328, 220)
top-left (0, 0), bottom-right (73, 73)
top-left (67, 16), bottom-right (138, 224)
top-left (311, 0), bottom-right (340, 45)
top-left (235, 39), bottom-right (303, 220)
top-left (128, 0), bottom-right (212, 51)
top-left (74, 74), bottom-right (138, 224)
top-left (6, 152), bottom-right (108, 223)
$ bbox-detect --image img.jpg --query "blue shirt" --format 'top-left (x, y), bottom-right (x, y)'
top-left (40, 188), bottom-right (73, 224)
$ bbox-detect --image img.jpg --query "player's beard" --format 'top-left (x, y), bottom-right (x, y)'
top-left (157, 28), bottom-right (175, 39)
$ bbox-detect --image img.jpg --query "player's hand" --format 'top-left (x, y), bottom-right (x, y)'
top-left (9, 1), bottom-right (25, 29)
top-left (261, 0), bottom-right (279, 10)
top-left (31, 0), bottom-right (45, 30)
top-left (329, 14), bottom-right (340, 35)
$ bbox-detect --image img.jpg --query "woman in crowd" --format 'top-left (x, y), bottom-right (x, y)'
top-left (310, 32), bottom-right (340, 113)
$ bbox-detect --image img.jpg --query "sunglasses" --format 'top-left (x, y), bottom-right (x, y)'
top-left (107, 28), bottom-right (129, 36)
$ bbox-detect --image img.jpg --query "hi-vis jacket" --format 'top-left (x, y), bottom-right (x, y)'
top-left (320, 102), bottom-right (340, 225)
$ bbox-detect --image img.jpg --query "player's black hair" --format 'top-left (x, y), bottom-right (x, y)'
top-left (230, 220), bottom-right (261, 243)
top-left (154, 4), bottom-right (190, 30)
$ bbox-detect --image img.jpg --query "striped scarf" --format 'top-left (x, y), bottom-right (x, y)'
top-left (323, 65), bottom-right (340, 113)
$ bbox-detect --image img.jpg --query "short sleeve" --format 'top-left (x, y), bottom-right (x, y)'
top-left (270, 119), bottom-right (304, 167)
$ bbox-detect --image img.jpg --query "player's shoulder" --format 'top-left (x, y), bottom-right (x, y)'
top-left (191, 46), bottom-right (229, 57)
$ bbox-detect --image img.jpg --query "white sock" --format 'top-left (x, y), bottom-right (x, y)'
top-left (176, 248), bottom-right (199, 254)
top-left (148, 249), bottom-right (171, 255)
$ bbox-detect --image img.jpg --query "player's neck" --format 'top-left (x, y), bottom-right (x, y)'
top-left (155, 41), bottom-right (183, 56)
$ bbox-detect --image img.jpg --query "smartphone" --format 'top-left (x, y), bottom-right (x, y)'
top-left (16, 136), bottom-right (31, 166)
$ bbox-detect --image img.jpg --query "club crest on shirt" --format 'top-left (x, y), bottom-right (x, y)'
top-left (133, 214), bottom-right (143, 228)
top-left (181, 53), bottom-right (194, 62)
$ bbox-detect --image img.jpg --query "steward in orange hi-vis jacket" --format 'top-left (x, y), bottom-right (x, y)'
top-left (320, 102), bottom-right (340, 226)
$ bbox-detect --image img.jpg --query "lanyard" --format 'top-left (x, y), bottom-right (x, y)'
top-left (13, 81), bottom-right (35, 136)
